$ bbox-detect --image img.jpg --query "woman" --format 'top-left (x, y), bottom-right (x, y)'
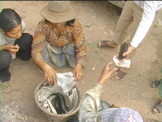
top-left (32, 1), bottom-right (86, 84)
top-left (0, 8), bottom-right (33, 87)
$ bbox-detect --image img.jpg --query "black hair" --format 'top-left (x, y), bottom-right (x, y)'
top-left (65, 19), bottom-right (75, 27)
top-left (0, 8), bottom-right (21, 32)
top-left (44, 19), bottom-right (75, 27)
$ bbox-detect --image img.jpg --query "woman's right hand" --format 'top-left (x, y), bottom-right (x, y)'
top-left (43, 65), bottom-right (57, 84)
top-left (4, 44), bottom-right (20, 53)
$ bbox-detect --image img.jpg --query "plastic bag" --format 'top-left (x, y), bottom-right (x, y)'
top-left (113, 55), bottom-right (131, 68)
top-left (56, 72), bottom-right (76, 93)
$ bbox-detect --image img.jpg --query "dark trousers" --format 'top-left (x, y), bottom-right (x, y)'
top-left (15, 33), bottom-right (33, 61)
top-left (0, 33), bottom-right (33, 82)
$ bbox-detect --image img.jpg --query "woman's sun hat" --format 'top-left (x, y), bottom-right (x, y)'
top-left (40, 1), bottom-right (76, 23)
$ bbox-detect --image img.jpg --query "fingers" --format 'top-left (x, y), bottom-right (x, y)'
top-left (105, 62), bottom-right (117, 71)
top-left (119, 46), bottom-right (133, 65)
top-left (73, 71), bottom-right (82, 81)
top-left (110, 67), bottom-right (118, 72)
top-left (16, 45), bottom-right (20, 51)
top-left (45, 74), bottom-right (56, 84)
top-left (106, 62), bottom-right (114, 67)
top-left (123, 45), bottom-right (134, 57)
top-left (45, 76), bottom-right (56, 84)
top-left (10, 45), bottom-right (19, 49)
top-left (73, 64), bottom-right (83, 81)
top-left (74, 73), bottom-right (81, 81)
top-left (9, 45), bottom-right (20, 53)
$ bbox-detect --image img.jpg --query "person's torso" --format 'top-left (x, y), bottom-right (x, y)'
top-left (134, 1), bottom-right (162, 11)
top-left (35, 19), bottom-right (82, 47)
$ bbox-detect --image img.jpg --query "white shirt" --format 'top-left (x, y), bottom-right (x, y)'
top-left (131, 1), bottom-right (162, 48)
top-left (0, 20), bottom-right (26, 45)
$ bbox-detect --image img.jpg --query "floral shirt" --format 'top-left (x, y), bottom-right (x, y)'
top-left (32, 19), bottom-right (86, 65)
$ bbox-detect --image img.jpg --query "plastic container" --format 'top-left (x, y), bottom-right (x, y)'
top-left (34, 81), bottom-right (81, 122)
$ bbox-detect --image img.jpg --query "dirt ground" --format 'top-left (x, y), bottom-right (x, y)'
top-left (1, 1), bottom-right (162, 122)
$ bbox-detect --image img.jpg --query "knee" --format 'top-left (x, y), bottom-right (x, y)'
top-left (0, 51), bottom-right (12, 68)
top-left (22, 33), bottom-right (33, 45)
top-left (15, 33), bottom-right (33, 51)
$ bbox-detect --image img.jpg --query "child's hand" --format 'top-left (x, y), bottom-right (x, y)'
top-left (7, 44), bottom-right (20, 53)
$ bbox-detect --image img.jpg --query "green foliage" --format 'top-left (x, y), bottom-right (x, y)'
top-left (159, 69), bottom-right (162, 97)
top-left (159, 79), bottom-right (162, 98)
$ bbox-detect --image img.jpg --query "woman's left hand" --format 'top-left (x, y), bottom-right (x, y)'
top-left (73, 63), bottom-right (83, 81)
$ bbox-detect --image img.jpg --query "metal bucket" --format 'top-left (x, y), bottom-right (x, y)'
top-left (34, 81), bottom-right (81, 122)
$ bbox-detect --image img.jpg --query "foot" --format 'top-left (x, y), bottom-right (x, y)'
top-left (1, 81), bottom-right (12, 94)
top-left (98, 40), bottom-right (118, 48)
top-left (152, 101), bottom-right (162, 114)
top-left (151, 80), bottom-right (161, 88)
top-left (113, 68), bottom-right (128, 80)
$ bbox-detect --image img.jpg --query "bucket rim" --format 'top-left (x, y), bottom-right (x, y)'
top-left (34, 81), bottom-right (81, 117)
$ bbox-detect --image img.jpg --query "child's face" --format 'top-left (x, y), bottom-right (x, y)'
top-left (5, 24), bottom-right (22, 39)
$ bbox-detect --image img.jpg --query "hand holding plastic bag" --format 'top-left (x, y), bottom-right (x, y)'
top-left (56, 72), bottom-right (76, 93)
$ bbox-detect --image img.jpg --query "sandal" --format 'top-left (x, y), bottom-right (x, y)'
top-left (151, 80), bottom-right (161, 88)
top-left (152, 101), bottom-right (162, 115)
top-left (1, 82), bottom-right (12, 94)
top-left (98, 40), bottom-right (116, 48)
top-left (113, 69), bottom-right (127, 80)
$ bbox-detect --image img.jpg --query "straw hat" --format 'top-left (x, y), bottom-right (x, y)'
top-left (40, 1), bottom-right (76, 23)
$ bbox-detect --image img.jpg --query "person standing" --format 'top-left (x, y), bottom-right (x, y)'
top-left (98, 1), bottom-right (162, 80)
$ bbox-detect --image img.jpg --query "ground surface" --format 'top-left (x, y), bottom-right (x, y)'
top-left (1, 1), bottom-right (162, 122)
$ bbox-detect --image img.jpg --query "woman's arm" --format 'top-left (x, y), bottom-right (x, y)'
top-left (32, 34), bottom-right (57, 84)
top-left (1, 45), bottom-right (8, 51)
top-left (32, 20), bottom-right (57, 84)
top-left (37, 59), bottom-right (57, 84)
top-left (1, 44), bottom-right (19, 53)
top-left (71, 20), bottom-right (86, 80)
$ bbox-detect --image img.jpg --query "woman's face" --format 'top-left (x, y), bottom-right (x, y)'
top-left (4, 24), bottom-right (22, 39)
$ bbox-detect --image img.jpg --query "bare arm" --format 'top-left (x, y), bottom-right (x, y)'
top-left (1, 45), bottom-right (8, 51)
top-left (98, 62), bottom-right (117, 85)
top-left (71, 20), bottom-right (86, 81)
top-left (32, 25), bottom-right (57, 84)
top-left (36, 59), bottom-right (57, 84)
top-left (1, 44), bottom-right (19, 53)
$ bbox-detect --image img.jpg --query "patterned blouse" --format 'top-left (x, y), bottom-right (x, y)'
top-left (32, 19), bottom-right (86, 65)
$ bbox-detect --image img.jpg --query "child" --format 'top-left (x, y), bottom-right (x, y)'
top-left (0, 8), bottom-right (33, 88)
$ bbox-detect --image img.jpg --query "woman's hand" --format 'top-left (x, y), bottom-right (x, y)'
top-left (42, 64), bottom-right (57, 84)
top-left (2, 44), bottom-right (20, 53)
top-left (73, 63), bottom-right (83, 81)
top-left (98, 62), bottom-right (117, 85)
